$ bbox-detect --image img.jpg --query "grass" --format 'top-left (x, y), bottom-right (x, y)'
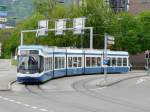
top-left (11, 58), bottom-right (17, 66)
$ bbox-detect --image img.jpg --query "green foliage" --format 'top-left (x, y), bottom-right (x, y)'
top-left (137, 11), bottom-right (150, 51)
top-left (1, 0), bottom-right (150, 58)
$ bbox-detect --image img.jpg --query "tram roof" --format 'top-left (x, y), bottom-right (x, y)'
top-left (18, 45), bottom-right (128, 55)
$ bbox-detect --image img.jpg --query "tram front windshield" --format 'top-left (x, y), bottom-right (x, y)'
top-left (18, 55), bottom-right (42, 74)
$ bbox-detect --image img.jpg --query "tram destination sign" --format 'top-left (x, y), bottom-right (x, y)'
top-left (20, 50), bottom-right (39, 55)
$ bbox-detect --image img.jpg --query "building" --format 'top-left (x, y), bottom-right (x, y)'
top-left (129, 53), bottom-right (146, 70)
top-left (0, 5), bottom-right (7, 29)
top-left (72, 0), bottom-right (129, 12)
top-left (129, 0), bottom-right (150, 14)
top-left (106, 0), bottom-right (129, 13)
top-left (129, 1), bottom-right (150, 69)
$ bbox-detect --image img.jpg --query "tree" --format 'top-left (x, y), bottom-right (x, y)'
top-left (137, 11), bottom-right (150, 51)
top-left (2, 0), bottom-right (150, 58)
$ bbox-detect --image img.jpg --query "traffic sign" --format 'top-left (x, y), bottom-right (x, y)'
top-left (37, 20), bottom-right (49, 36)
top-left (103, 60), bottom-right (108, 65)
top-left (107, 35), bottom-right (115, 41)
top-left (73, 17), bottom-right (86, 34)
top-left (0, 17), bottom-right (7, 22)
top-left (0, 24), bottom-right (5, 29)
top-left (107, 40), bottom-right (115, 45)
top-left (55, 19), bottom-right (66, 35)
top-left (107, 35), bottom-right (115, 45)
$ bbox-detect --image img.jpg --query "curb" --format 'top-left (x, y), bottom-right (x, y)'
top-left (97, 74), bottom-right (149, 87)
top-left (0, 80), bottom-right (16, 91)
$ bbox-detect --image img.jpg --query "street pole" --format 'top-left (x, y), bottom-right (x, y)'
top-left (21, 32), bottom-right (23, 46)
top-left (20, 27), bottom-right (93, 49)
top-left (81, 32), bottom-right (83, 48)
top-left (104, 33), bottom-right (108, 82)
top-left (146, 58), bottom-right (150, 75)
top-left (90, 27), bottom-right (93, 49)
top-left (147, 59), bottom-right (149, 71)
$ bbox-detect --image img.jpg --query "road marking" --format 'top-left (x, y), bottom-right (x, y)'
top-left (98, 87), bottom-right (107, 89)
top-left (40, 108), bottom-right (48, 112)
top-left (136, 78), bottom-right (145, 84)
top-left (0, 96), bottom-right (49, 112)
top-left (15, 101), bottom-right (22, 104)
top-left (9, 100), bottom-right (15, 102)
top-left (3, 97), bottom-right (9, 100)
top-left (31, 106), bottom-right (38, 109)
top-left (23, 104), bottom-right (30, 107)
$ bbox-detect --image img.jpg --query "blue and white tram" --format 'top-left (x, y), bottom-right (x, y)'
top-left (17, 45), bottom-right (130, 83)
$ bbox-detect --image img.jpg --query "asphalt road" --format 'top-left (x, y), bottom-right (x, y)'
top-left (0, 60), bottom-right (149, 112)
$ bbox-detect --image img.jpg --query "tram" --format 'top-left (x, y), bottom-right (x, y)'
top-left (17, 45), bottom-right (130, 83)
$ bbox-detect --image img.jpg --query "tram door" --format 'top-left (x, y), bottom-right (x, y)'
top-left (53, 48), bottom-right (66, 78)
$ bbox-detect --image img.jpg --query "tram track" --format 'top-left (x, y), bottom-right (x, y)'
top-left (10, 74), bottom-right (150, 112)
top-left (19, 79), bottom-right (107, 112)
top-left (71, 77), bottom-right (150, 112)
top-left (24, 84), bottom-right (43, 94)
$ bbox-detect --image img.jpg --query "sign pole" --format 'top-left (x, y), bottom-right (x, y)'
top-left (21, 32), bottom-right (23, 45)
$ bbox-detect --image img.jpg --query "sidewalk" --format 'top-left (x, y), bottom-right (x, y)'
top-left (97, 70), bottom-right (148, 87)
top-left (0, 62), bottom-right (17, 91)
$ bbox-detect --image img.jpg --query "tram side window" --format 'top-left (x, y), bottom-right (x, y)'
top-left (73, 57), bottom-right (77, 67)
top-left (44, 58), bottom-right (48, 71)
top-left (117, 58), bottom-right (122, 66)
top-left (61, 57), bottom-right (65, 69)
top-left (92, 57), bottom-right (96, 67)
top-left (50, 57), bottom-right (53, 70)
top-left (112, 58), bottom-right (116, 66)
top-left (47, 58), bottom-right (49, 70)
top-left (40, 56), bottom-right (44, 72)
top-left (48, 57), bottom-right (53, 70)
top-left (59, 57), bottom-right (62, 68)
top-left (44, 58), bottom-right (46, 71)
top-left (107, 58), bottom-right (111, 66)
top-left (55, 57), bottom-right (59, 69)
top-left (78, 57), bottom-right (82, 67)
top-left (55, 57), bottom-right (65, 69)
top-left (86, 57), bottom-right (90, 67)
top-left (68, 57), bottom-right (72, 68)
top-left (123, 58), bottom-right (127, 66)
top-left (97, 57), bottom-right (101, 66)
